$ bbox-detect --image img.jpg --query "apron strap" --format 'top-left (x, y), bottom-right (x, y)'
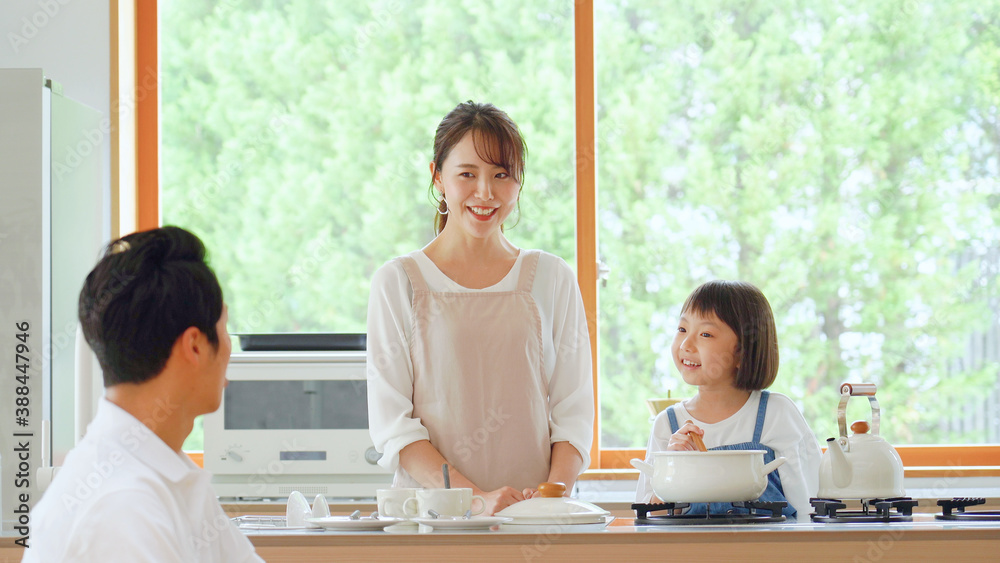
top-left (516, 250), bottom-right (541, 292)
top-left (666, 405), bottom-right (680, 433)
top-left (397, 255), bottom-right (428, 293)
top-left (752, 390), bottom-right (770, 443)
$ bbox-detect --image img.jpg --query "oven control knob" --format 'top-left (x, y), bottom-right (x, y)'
top-left (226, 449), bottom-right (244, 462)
top-left (364, 447), bottom-right (382, 465)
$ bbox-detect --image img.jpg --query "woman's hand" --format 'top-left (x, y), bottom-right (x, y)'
top-left (478, 486), bottom-right (526, 515)
top-left (666, 421), bottom-right (704, 451)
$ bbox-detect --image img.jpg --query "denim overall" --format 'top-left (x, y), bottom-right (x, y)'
top-left (666, 391), bottom-right (796, 518)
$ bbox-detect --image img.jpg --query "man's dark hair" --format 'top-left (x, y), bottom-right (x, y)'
top-left (78, 226), bottom-right (224, 386)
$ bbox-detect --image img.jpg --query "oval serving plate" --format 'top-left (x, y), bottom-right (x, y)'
top-left (413, 516), bottom-right (512, 530)
top-left (306, 516), bottom-right (404, 531)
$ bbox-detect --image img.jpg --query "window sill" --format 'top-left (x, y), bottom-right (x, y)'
top-left (580, 466), bottom-right (1000, 480)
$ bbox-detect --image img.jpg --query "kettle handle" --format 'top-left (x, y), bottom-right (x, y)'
top-left (838, 383), bottom-right (880, 438)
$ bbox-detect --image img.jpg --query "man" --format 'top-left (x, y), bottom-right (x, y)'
top-left (23, 226), bottom-right (263, 562)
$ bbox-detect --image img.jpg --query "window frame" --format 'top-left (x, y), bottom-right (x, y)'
top-left (132, 0), bottom-right (998, 476)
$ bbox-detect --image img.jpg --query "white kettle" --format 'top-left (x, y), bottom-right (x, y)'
top-left (818, 383), bottom-right (905, 499)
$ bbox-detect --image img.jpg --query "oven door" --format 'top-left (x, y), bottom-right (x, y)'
top-left (204, 351), bottom-right (391, 499)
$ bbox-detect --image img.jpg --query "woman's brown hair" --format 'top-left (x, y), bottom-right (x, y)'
top-left (430, 101), bottom-right (527, 235)
top-left (681, 280), bottom-right (779, 390)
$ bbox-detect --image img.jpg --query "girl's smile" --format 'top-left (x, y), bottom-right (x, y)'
top-left (672, 309), bottom-right (740, 388)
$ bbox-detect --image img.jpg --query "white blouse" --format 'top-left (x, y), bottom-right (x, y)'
top-left (366, 250), bottom-right (594, 474)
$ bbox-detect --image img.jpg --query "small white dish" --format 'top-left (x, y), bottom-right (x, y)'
top-left (306, 516), bottom-right (404, 531)
top-left (412, 516), bottom-right (512, 530)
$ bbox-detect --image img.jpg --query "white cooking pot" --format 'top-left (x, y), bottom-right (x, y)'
top-left (631, 451), bottom-right (786, 503)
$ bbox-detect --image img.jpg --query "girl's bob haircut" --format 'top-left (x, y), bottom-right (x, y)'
top-left (681, 280), bottom-right (778, 390)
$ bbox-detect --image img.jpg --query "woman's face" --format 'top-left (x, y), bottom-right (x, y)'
top-left (433, 131), bottom-right (520, 240)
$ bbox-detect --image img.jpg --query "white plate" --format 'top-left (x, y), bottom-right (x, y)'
top-left (500, 512), bottom-right (610, 525)
top-left (412, 516), bottom-right (512, 530)
top-left (306, 516), bottom-right (404, 531)
top-left (501, 514), bottom-right (615, 527)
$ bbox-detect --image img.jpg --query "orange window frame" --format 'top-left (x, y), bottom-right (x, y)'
top-left (132, 0), bottom-right (998, 475)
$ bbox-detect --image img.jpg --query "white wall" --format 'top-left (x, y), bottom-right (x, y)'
top-left (1, 0), bottom-right (111, 464)
top-left (0, 0), bottom-right (111, 242)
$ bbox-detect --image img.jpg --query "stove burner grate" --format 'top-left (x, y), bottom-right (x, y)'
top-left (810, 497), bottom-right (918, 523)
top-left (632, 500), bottom-right (787, 525)
top-left (936, 498), bottom-right (1000, 521)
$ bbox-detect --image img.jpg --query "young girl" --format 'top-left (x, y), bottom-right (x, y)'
top-left (635, 280), bottom-right (821, 521)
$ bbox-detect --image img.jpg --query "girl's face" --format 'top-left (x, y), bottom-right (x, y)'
top-left (672, 308), bottom-right (740, 389)
top-left (433, 131), bottom-right (520, 241)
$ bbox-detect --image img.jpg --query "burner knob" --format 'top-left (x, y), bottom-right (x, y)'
top-left (850, 420), bottom-right (870, 434)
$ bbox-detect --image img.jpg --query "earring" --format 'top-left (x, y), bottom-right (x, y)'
top-left (437, 199), bottom-right (449, 215)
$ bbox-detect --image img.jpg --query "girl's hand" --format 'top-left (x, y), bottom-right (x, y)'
top-left (478, 486), bottom-right (526, 515)
top-left (666, 421), bottom-right (705, 451)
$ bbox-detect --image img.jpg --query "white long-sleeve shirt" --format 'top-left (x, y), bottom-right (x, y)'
top-left (366, 249), bottom-right (594, 475)
top-left (636, 390), bottom-right (822, 521)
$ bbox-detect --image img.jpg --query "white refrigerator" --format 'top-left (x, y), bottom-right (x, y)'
top-left (0, 68), bottom-right (103, 536)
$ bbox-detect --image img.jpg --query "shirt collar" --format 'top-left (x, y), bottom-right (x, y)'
top-left (95, 398), bottom-right (198, 483)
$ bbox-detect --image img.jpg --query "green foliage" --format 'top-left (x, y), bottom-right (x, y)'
top-left (162, 0), bottom-right (1000, 449)
top-left (161, 0), bottom-right (576, 338)
top-left (596, 0), bottom-right (1000, 446)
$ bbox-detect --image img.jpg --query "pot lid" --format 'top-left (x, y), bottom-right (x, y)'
top-left (495, 483), bottom-right (610, 524)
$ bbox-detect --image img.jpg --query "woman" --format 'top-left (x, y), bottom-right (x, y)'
top-left (366, 101), bottom-right (594, 515)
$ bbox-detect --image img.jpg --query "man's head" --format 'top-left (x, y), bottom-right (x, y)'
top-left (79, 226), bottom-right (225, 387)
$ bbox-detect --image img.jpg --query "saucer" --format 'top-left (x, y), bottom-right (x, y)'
top-left (412, 516), bottom-right (512, 531)
top-left (306, 516), bottom-right (404, 531)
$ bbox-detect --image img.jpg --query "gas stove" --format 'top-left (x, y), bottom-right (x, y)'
top-left (936, 498), bottom-right (1000, 522)
top-left (810, 497), bottom-right (918, 523)
top-left (632, 500), bottom-right (787, 525)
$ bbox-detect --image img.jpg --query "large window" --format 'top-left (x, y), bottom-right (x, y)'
top-left (154, 1), bottom-right (1000, 456)
top-left (596, 0), bottom-right (1000, 447)
top-left (159, 0), bottom-right (577, 450)
top-left (160, 0), bottom-right (577, 335)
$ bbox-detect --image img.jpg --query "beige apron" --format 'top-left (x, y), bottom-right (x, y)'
top-left (393, 250), bottom-right (551, 491)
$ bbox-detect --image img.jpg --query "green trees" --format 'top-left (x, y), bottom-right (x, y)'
top-left (162, 0), bottom-right (999, 449)
top-left (597, 0), bottom-right (1000, 445)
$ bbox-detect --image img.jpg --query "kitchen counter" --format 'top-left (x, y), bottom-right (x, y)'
top-left (244, 515), bottom-right (1000, 562)
top-left (3, 513), bottom-right (999, 561)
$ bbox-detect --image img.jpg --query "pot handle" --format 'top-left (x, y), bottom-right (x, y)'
top-left (761, 456), bottom-right (786, 477)
top-left (630, 458), bottom-right (653, 477)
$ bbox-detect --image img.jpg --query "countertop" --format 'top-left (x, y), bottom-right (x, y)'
top-left (240, 514), bottom-right (1000, 562)
top-left (4, 508), bottom-right (1000, 562)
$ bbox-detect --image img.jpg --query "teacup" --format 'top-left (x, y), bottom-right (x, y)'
top-left (376, 488), bottom-right (419, 518)
top-left (402, 488), bottom-right (486, 518)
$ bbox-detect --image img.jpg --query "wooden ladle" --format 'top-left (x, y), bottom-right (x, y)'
top-left (685, 419), bottom-right (708, 452)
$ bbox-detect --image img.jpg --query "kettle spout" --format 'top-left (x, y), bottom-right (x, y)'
top-left (630, 458), bottom-right (653, 478)
top-left (827, 437), bottom-right (853, 489)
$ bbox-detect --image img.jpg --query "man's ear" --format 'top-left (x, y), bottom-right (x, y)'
top-left (175, 326), bottom-right (203, 365)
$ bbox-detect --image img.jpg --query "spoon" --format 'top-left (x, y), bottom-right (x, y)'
top-left (685, 420), bottom-right (708, 452)
top-left (349, 509), bottom-right (361, 520)
top-left (442, 463), bottom-right (451, 489)
top-left (427, 509), bottom-right (440, 519)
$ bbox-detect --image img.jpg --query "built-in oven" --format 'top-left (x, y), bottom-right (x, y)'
top-left (203, 338), bottom-right (391, 499)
